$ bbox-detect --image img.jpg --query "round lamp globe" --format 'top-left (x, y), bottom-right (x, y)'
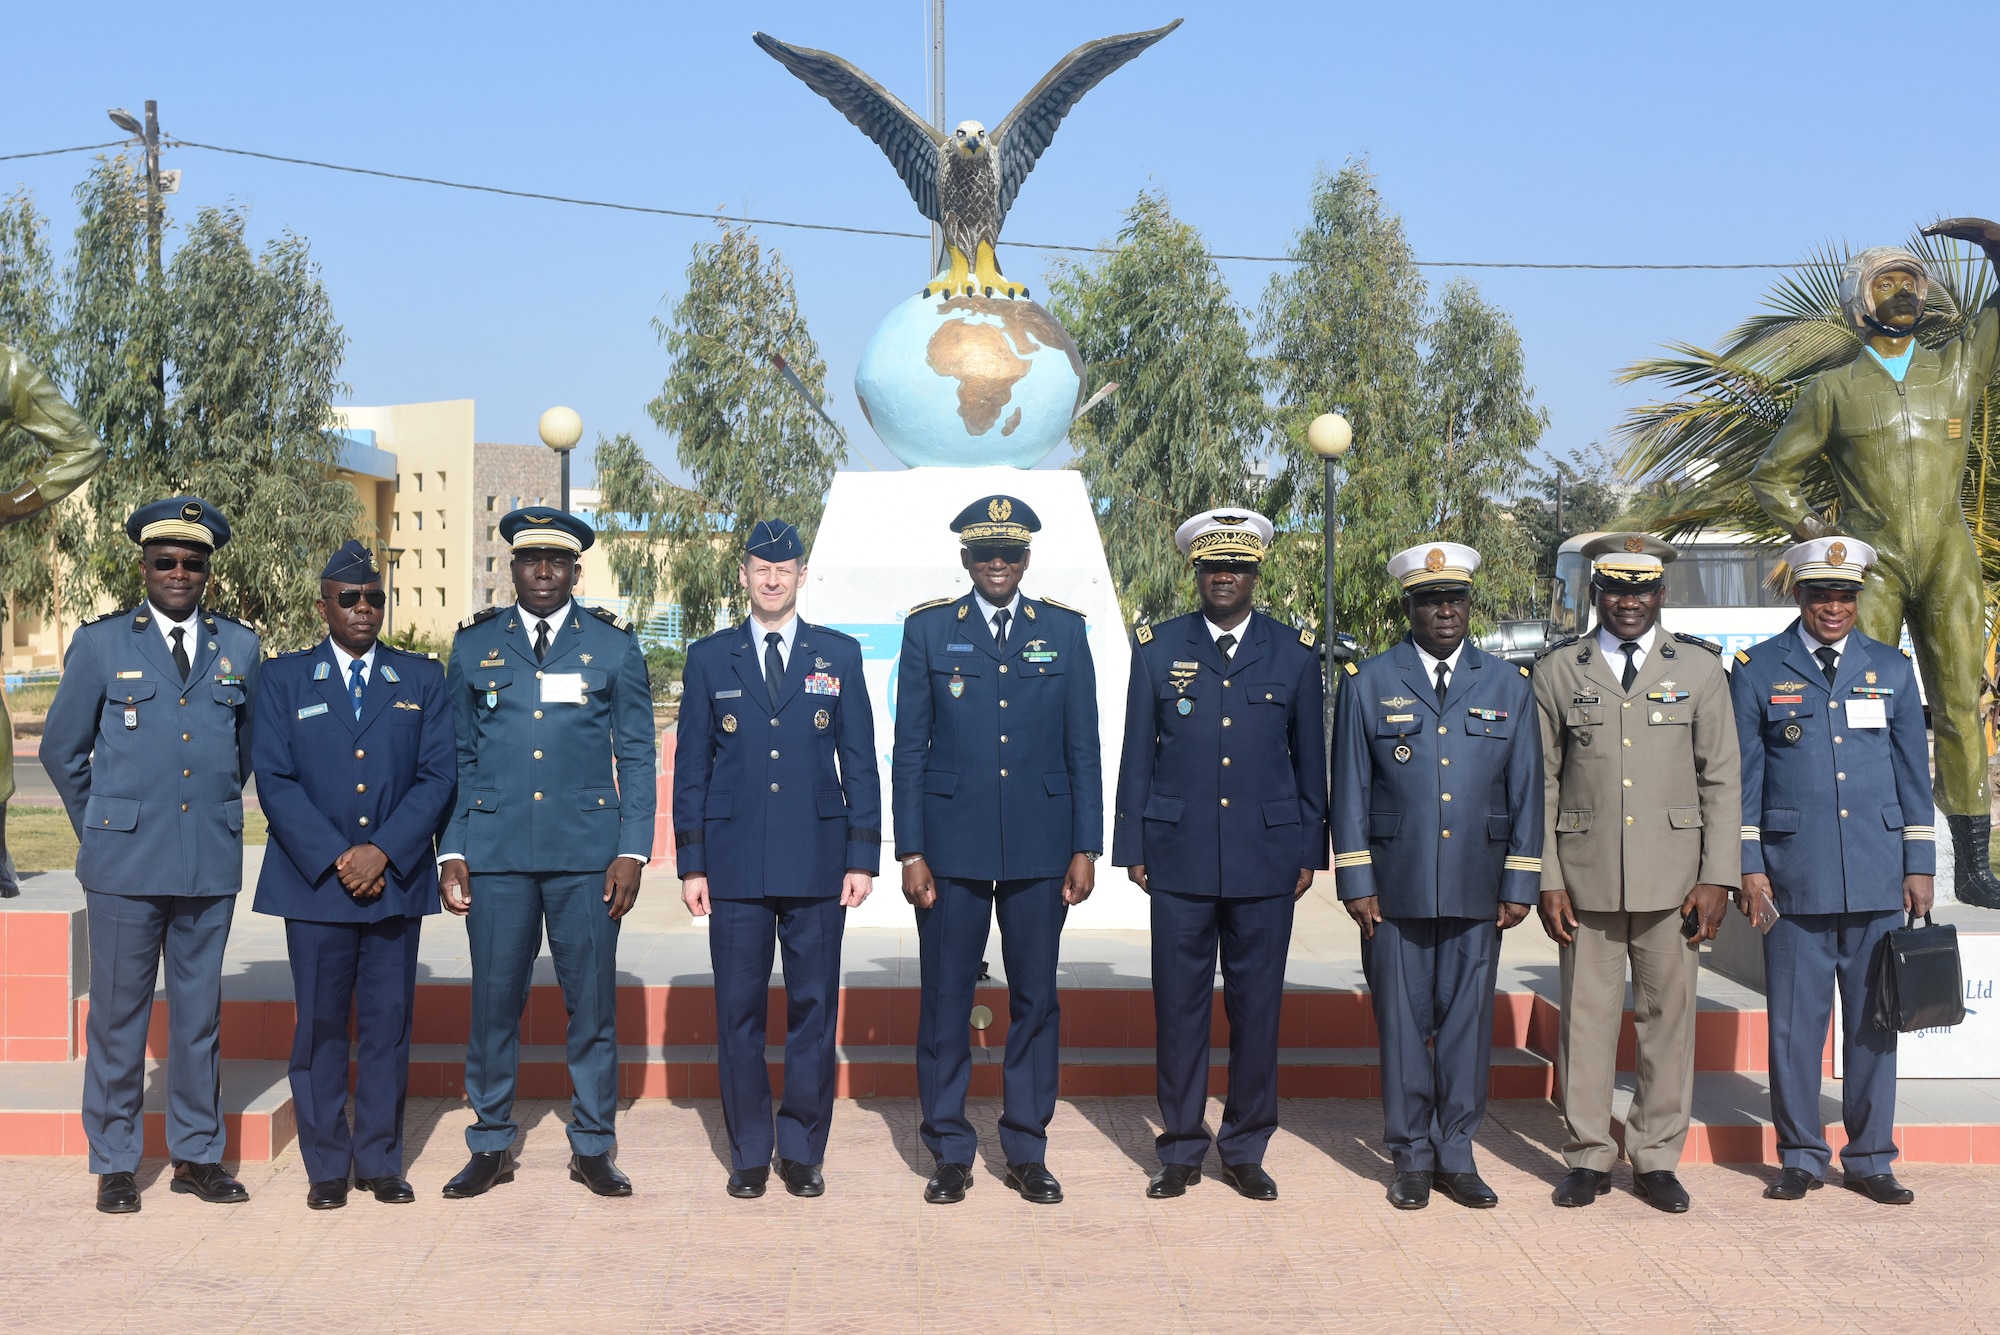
top-left (538, 405), bottom-right (584, 452)
top-left (1306, 412), bottom-right (1352, 459)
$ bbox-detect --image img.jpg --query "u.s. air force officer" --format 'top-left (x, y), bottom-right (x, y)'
top-left (42, 498), bottom-right (260, 1213)
top-left (894, 495), bottom-right (1101, 1206)
top-left (1333, 543), bottom-right (1542, 1211)
top-left (251, 541), bottom-right (454, 1209)
top-left (1731, 537), bottom-right (1931, 1207)
top-left (1532, 533), bottom-right (1740, 1214)
top-left (438, 508), bottom-right (657, 1200)
top-left (1114, 508), bottom-right (1326, 1203)
top-left (675, 519), bottom-right (879, 1200)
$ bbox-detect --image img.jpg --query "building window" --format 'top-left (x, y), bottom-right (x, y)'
top-left (485, 496), bottom-right (497, 511)
top-left (415, 473), bottom-right (424, 493)
top-left (486, 526), bottom-right (496, 542)
top-left (393, 511), bottom-right (401, 532)
top-left (436, 588), bottom-right (445, 608)
top-left (485, 588), bottom-right (495, 605)
top-left (414, 587), bottom-right (423, 606)
top-left (394, 473), bottom-right (401, 492)
top-left (437, 471), bottom-right (446, 490)
top-left (393, 587), bottom-right (401, 607)
top-left (437, 548), bottom-right (446, 569)
top-left (437, 509), bottom-right (446, 531)
top-left (414, 511), bottom-right (424, 531)
top-left (485, 556), bottom-right (495, 572)
top-left (413, 550), bottom-right (423, 569)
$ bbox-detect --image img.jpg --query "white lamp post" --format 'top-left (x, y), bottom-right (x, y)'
top-left (539, 405), bottom-right (584, 512)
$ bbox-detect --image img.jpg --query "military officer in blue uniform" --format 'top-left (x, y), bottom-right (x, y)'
top-left (251, 541), bottom-right (455, 1209)
top-left (1730, 537), bottom-right (1933, 1207)
top-left (41, 498), bottom-right (260, 1213)
top-left (894, 494), bottom-right (1101, 1206)
top-left (437, 507), bottom-right (657, 1200)
top-left (1114, 508), bottom-right (1327, 1203)
top-left (674, 519), bottom-right (879, 1200)
top-left (1331, 543), bottom-right (1543, 1211)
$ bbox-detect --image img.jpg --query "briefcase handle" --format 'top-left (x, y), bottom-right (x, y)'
top-left (1905, 911), bottom-right (1937, 930)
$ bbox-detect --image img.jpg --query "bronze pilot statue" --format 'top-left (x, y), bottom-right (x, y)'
top-left (1748, 218), bottom-right (2000, 907)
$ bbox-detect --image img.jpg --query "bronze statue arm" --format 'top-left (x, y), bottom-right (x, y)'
top-left (0, 346), bottom-right (106, 528)
top-left (1750, 376), bottom-right (1834, 539)
top-left (1922, 218), bottom-right (2000, 388)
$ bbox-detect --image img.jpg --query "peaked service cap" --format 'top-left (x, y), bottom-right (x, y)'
top-left (127, 496), bottom-right (230, 550)
top-left (499, 506), bottom-right (594, 554)
top-left (1175, 507), bottom-right (1274, 564)
top-left (1387, 542), bottom-right (1481, 590)
top-left (951, 495), bottom-right (1039, 546)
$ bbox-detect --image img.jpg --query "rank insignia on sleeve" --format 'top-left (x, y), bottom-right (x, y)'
top-left (814, 709), bottom-right (830, 730)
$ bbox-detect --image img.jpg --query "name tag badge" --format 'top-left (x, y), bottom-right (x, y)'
top-left (297, 702), bottom-right (329, 719)
top-left (539, 672), bottom-right (586, 704)
top-left (945, 642), bottom-right (976, 653)
top-left (715, 688), bottom-right (743, 699)
top-left (123, 707), bottom-right (138, 730)
top-left (116, 670), bottom-right (145, 680)
top-left (1846, 698), bottom-right (1887, 729)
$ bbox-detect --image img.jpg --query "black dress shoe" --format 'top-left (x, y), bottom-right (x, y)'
top-left (96, 1171), bottom-right (140, 1214)
top-left (727, 1165), bottom-right (770, 1199)
top-left (306, 1178), bottom-right (350, 1210)
top-left (1219, 1162), bottom-right (1278, 1201)
top-left (1763, 1167), bottom-right (1824, 1201)
top-left (1387, 1171), bottom-right (1432, 1210)
top-left (570, 1153), bottom-right (632, 1197)
top-left (924, 1162), bottom-right (974, 1204)
top-left (441, 1151), bottom-right (516, 1199)
top-left (776, 1159), bottom-right (825, 1198)
top-left (170, 1160), bottom-right (249, 1204)
top-left (1634, 1170), bottom-right (1691, 1213)
top-left (1844, 1172), bottom-right (1915, 1205)
top-left (1432, 1171), bottom-right (1499, 1209)
top-left (1552, 1167), bottom-right (1611, 1207)
top-left (354, 1175), bottom-right (416, 1204)
top-left (1147, 1163), bottom-right (1202, 1199)
top-left (1005, 1161), bottom-right (1063, 1204)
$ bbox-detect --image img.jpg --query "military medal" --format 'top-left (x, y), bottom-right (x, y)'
top-left (485, 692), bottom-right (498, 709)
top-left (218, 656), bottom-right (231, 676)
top-left (1865, 670), bottom-right (1877, 685)
top-left (1177, 698), bottom-right (1192, 716)
top-left (1467, 707), bottom-right (1507, 721)
top-left (949, 673), bottom-right (964, 699)
top-left (124, 707), bottom-right (138, 730)
top-left (1393, 744), bottom-right (1411, 764)
top-left (814, 709), bottom-right (830, 730)
top-left (722, 714), bottom-right (738, 733)
top-left (1783, 723), bottom-right (1802, 743)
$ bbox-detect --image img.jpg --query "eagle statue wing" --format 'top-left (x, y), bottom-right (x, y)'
top-left (752, 32), bottom-right (949, 224)
top-left (992, 19), bottom-right (1182, 226)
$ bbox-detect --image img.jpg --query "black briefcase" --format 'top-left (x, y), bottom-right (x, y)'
top-left (1871, 912), bottom-right (1967, 1033)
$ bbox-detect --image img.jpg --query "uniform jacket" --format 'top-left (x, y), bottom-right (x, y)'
top-left (673, 619), bottom-right (881, 898)
top-left (1730, 624), bottom-right (1933, 913)
top-left (1332, 639), bottom-right (1542, 916)
top-left (251, 639), bottom-right (455, 921)
top-left (892, 591), bottom-right (1101, 880)
top-left (1112, 611), bottom-right (1327, 896)
top-left (42, 604), bottom-right (261, 898)
top-left (1532, 630), bottom-right (1742, 912)
top-left (439, 602), bottom-right (658, 873)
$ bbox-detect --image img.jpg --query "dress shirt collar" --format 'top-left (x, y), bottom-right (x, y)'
top-left (332, 639), bottom-right (378, 683)
top-left (1412, 638), bottom-right (1465, 680)
top-left (748, 613), bottom-right (800, 666)
top-left (1596, 623), bottom-right (1658, 662)
top-left (1798, 623), bottom-right (1849, 663)
top-left (973, 589), bottom-right (1022, 625)
top-left (521, 600), bottom-right (573, 638)
top-left (146, 600), bottom-right (199, 656)
top-left (1204, 614), bottom-right (1252, 655)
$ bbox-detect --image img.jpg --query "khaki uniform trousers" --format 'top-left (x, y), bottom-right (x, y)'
top-left (1557, 907), bottom-right (1699, 1174)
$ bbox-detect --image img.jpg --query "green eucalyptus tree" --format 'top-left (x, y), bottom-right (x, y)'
top-left (597, 221), bottom-right (843, 637)
top-left (1048, 190), bottom-right (1266, 624)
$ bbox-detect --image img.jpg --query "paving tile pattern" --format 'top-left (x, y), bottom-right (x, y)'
top-left (4, 1095), bottom-right (1996, 1333)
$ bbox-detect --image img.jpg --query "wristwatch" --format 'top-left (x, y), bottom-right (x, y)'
top-left (899, 854), bottom-right (926, 866)
top-left (1080, 852), bottom-right (1099, 863)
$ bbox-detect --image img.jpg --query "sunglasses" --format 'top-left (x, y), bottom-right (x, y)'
top-left (334, 588), bottom-right (388, 609)
top-left (149, 556), bottom-right (209, 573)
top-left (966, 546), bottom-right (1028, 566)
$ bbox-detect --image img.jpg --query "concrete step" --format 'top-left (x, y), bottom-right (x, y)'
top-left (1610, 1071), bottom-right (2000, 1165)
top-left (0, 1058), bottom-right (294, 1160)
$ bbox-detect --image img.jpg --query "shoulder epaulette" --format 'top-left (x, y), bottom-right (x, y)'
top-left (586, 605), bottom-right (633, 632)
top-left (1036, 596), bottom-right (1085, 616)
top-left (213, 610), bottom-right (255, 630)
top-left (1902, 647), bottom-right (1913, 659)
top-left (1519, 665), bottom-right (1531, 677)
top-left (459, 605), bottom-right (504, 631)
top-left (1298, 626), bottom-right (1316, 647)
top-left (1134, 623), bottom-right (1154, 645)
top-left (80, 606), bottom-right (136, 629)
top-left (1735, 649), bottom-right (1752, 665)
top-left (1672, 632), bottom-right (1722, 655)
top-left (806, 622), bottom-right (859, 645)
top-left (1342, 660), bottom-right (1359, 677)
top-left (1535, 634), bottom-right (1581, 660)
top-left (908, 596), bottom-right (954, 615)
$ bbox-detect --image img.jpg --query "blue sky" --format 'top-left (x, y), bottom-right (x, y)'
top-left (4, 1), bottom-right (1996, 484)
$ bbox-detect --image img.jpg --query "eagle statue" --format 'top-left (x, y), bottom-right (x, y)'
top-left (752, 20), bottom-right (1181, 301)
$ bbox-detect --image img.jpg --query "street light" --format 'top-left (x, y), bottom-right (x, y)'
top-left (539, 405), bottom-right (583, 513)
top-left (1306, 412), bottom-right (1353, 735)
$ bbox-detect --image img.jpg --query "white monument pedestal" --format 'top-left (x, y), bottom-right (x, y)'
top-left (801, 466), bottom-right (1140, 928)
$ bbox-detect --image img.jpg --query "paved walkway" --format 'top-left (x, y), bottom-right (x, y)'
top-left (4, 1094), bottom-right (1994, 1333)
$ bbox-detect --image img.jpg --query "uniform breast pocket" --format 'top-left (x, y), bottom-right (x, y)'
top-left (1463, 713), bottom-right (1513, 739)
top-left (105, 679), bottom-right (156, 725)
top-left (578, 669), bottom-right (609, 697)
top-left (212, 683), bottom-right (246, 710)
top-left (472, 669), bottom-right (513, 707)
top-left (1565, 706), bottom-right (1602, 728)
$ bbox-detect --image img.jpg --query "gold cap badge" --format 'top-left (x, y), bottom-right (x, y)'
top-left (1424, 548), bottom-right (1446, 572)
top-left (1624, 535), bottom-right (1645, 552)
top-left (988, 498), bottom-right (1012, 523)
top-left (1828, 541), bottom-right (1847, 565)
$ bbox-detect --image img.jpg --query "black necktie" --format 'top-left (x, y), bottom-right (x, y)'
top-left (1619, 640), bottom-right (1640, 691)
top-left (534, 619), bottom-right (551, 663)
top-left (992, 608), bottom-right (1011, 655)
top-left (765, 631), bottom-right (785, 705)
top-left (170, 626), bottom-right (191, 682)
top-left (1433, 660), bottom-right (1448, 706)
top-left (1816, 645), bottom-right (1839, 688)
top-left (1217, 633), bottom-right (1237, 660)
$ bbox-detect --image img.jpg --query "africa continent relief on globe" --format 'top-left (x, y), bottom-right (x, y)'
top-left (855, 292), bottom-right (1086, 469)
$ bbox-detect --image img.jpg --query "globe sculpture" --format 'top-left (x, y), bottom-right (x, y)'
top-left (855, 292), bottom-right (1084, 469)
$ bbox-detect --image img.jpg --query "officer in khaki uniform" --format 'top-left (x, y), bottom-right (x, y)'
top-left (1531, 533), bottom-right (1740, 1213)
